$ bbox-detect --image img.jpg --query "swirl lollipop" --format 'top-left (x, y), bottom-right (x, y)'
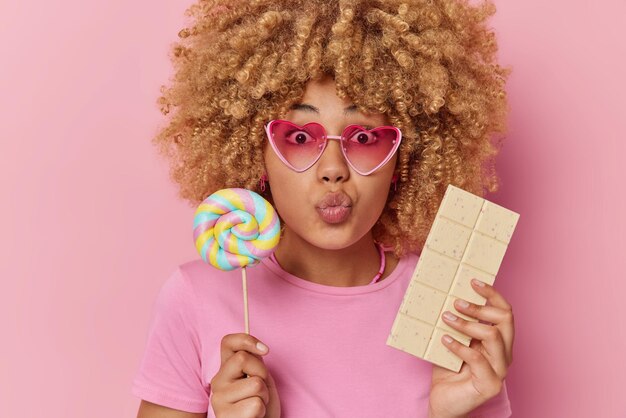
top-left (193, 188), bottom-right (281, 334)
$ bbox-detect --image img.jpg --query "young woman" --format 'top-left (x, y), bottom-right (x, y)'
top-left (133, 1), bottom-right (515, 417)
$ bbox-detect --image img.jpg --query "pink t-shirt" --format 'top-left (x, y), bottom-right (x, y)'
top-left (131, 252), bottom-right (512, 417)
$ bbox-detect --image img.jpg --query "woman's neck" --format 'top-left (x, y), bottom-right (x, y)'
top-left (272, 228), bottom-right (399, 287)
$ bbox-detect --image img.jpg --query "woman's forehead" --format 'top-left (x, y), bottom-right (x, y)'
top-left (284, 102), bottom-right (389, 128)
top-left (287, 78), bottom-right (388, 125)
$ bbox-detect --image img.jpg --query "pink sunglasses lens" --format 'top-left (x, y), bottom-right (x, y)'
top-left (342, 126), bottom-right (399, 173)
top-left (270, 121), bottom-right (325, 170)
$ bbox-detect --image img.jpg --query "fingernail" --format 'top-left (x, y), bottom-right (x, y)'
top-left (443, 335), bottom-right (453, 344)
top-left (443, 311), bottom-right (457, 321)
top-left (472, 278), bottom-right (485, 287)
top-left (256, 342), bottom-right (268, 353)
top-left (456, 299), bottom-right (470, 309)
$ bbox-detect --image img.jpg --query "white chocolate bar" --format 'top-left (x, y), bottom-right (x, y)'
top-left (387, 184), bottom-right (519, 372)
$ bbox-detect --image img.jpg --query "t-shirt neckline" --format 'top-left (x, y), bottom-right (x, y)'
top-left (258, 253), bottom-right (411, 296)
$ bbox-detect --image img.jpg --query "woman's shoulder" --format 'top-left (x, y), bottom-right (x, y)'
top-left (164, 258), bottom-right (245, 301)
top-left (180, 256), bottom-right (245, 277)
top-left (397, 250), bottom-right (420, 267)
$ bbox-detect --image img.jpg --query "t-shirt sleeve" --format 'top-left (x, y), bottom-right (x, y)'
top-left (467, 379), bottom-right (512, 418)
top-left (131, 267), bottom-right (209, 413)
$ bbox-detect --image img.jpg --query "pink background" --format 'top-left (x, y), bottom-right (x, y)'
top-left (1, 1), bottom-right (624, 417)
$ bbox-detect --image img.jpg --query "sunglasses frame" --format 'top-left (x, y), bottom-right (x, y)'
top-left (264, 119), bottom-right (403, 176)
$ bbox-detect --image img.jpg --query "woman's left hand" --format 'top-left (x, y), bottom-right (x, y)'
top-left (428, 278), bottom-right (515, 418)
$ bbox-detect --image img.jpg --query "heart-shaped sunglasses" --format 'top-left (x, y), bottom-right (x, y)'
top-left (264, 120), bottom-right (402, 176)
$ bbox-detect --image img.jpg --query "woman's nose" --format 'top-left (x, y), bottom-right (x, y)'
top-left (316, 139), bottom-right (350, 184)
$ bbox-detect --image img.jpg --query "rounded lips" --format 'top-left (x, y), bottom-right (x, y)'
top-left (316, 191), bottom-right (353, 209)
top-left (315, 191), bottom-right (353, 224)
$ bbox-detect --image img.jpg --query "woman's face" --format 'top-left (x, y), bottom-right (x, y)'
top-left (263, 76), bottom-right (398, 250)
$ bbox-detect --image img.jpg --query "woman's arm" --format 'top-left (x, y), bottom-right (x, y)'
top-left (137, 400), bottom-right (207, 418)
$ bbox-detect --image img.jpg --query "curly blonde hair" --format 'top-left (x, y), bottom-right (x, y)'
top-left (153, 0), bottom-right (511, 258)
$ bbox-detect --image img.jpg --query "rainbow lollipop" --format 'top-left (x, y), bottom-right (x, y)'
top-left (193, 188), bottom-right (280, 334)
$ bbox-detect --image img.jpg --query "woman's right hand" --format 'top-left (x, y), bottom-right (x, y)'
top-left (210, 333), bottom-right (281, 418)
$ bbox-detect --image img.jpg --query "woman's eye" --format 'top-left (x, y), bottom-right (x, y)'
top-left (349, 130), bottom-right (378, 145)
top-left (286, 130), bottom-right (313, 144)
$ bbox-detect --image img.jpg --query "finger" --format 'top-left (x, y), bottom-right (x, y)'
top-left (441, 311), bottom-right (508, 378)
top-left (471, 279), bottom-right (512, 311)
top-left (220, 333), bottom-right (270, 366)
top-left (230, 396), bottom-right (266, 418)
top-left (453, 298), bottom-right (509, 324)
top-left (221, 375), bottom-right (270, 405)
top-left (455, 280), bottom-right (515, 364)
top-left (220, 350), bottom-right (270, 383)
top-left (441, 334), bottom-right (504, 400)
top-left (453, 297), bottom-right (515, 363)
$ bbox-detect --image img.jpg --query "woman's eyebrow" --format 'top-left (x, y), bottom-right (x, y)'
top-left (290, 103), bottom-right (318, 113)
top-left (344, 104), bottom-right (358, 115)
top-left (290, 103), bottom-right (358, 116)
